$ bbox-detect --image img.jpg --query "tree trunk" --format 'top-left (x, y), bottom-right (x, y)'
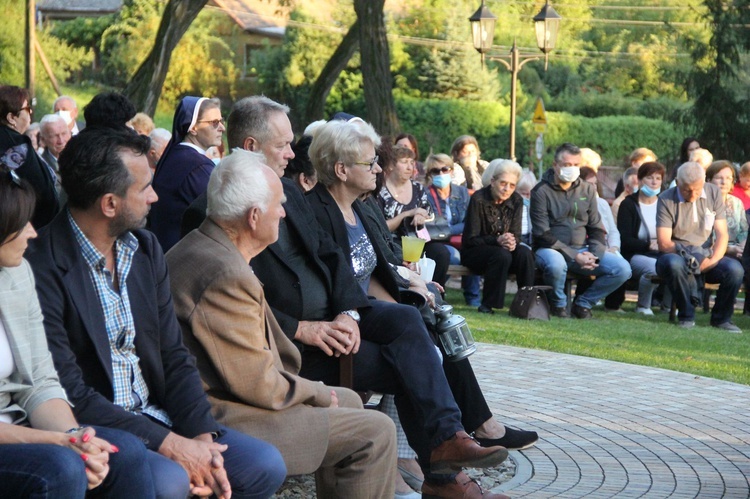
top-left (353, 0), bottom-right (399, 135)
top-left (303, 19), bottom-right (360, 125)
top-left (124, 0), bottom-right (208, 116)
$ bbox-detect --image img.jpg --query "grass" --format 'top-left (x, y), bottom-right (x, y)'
top-left (444, 287), bottom-right (750, 386)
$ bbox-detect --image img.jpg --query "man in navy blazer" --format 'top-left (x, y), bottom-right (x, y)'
top-left (26, 126), bottom-right (286, 499)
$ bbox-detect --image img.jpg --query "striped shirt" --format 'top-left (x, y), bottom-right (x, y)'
top-left (68, 211), bottom-right (171, 427)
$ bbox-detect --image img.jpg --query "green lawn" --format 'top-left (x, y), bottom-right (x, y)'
top-left (445, 288), bottom-right (750, 386)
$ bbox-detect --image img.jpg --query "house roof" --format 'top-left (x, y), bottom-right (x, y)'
top-left (37, 0), bottom-right (123, 14)
top-left (209, 0), bottom-right (287, 38)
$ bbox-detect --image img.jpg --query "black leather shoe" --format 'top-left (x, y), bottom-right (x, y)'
top-left (572, 303), bottom-right (593, 319)
top-left (475, 426), bottom-right (539, 450)
top-left (552, 306), bottom-right (569, 318)
top-left (477, 305), bottom-right (494, 314)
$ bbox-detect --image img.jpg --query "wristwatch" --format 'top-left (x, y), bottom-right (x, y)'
top-left (340, 309), bottom-right (360, 323)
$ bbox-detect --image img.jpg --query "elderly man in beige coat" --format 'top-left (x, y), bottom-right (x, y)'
top-left (167, 149), bottom-right (397, 498)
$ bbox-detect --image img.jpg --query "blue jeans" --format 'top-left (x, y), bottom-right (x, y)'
top-left (535, 248), bottom-right (632, 309)
top-left (656, 253), bottom-right (743, 324)
top-left (0, 426), bottom-right (153, 499)
top-left (446, 244), bottom-right (481, 305)
top-left (146, 425), bottom-right (285, 499)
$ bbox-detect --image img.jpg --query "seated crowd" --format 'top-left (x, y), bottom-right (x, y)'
top-left (0, 83), bottom-right (746, 499)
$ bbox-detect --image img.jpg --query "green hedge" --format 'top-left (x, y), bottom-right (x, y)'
top-left (390, 97), bottom-right (686, 168)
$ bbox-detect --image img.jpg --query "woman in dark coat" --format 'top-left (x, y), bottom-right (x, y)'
top-left (461, 160), bottom-right (535, 314)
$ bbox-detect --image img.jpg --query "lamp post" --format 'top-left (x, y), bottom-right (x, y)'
top-left (469, 0), bottom-right (561, 161)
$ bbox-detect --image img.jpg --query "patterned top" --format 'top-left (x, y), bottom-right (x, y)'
top-left (68, 212), bottom-right (171, 426)
top-left (376, 181), bottom-right (434, 237)
top-left (725, 194), bottom-right (748, 247)
top-left (346, 212), bottom-right (377, 292)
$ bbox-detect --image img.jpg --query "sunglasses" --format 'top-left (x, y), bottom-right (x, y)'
top-left (196, 118), bottom-right (225, 129)
top-left (18, 106), bottom-right (33, 116)
top-left (428, 166), bottom-right (453, 175)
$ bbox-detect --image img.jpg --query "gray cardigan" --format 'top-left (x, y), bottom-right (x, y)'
top-left (0, 259), bottom-right (68, 424)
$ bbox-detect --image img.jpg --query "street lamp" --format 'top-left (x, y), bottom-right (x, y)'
top-left (469, 0), bottom-right (562, 160)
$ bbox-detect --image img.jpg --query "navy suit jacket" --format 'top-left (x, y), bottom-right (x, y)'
top-left (249, 179), bottom-right (370, 344)
top-left (26, 210), bottom-right (218, 450)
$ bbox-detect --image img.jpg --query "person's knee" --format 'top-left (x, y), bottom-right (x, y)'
top-left (537, 251), bottom-right (566, 277)
top-left (148, 452), bottom-right (190, 499)
top-left (334, 387), bottom-right (365, 409)
top-left (721, 258), bottom-right (745, 285)
top-left (364, 411), bottom-right (397, 457)
top-left (232, 443), bottom-right (287, 498)
top-left (656, 254), bottom-right (684, 275)
top-left (43, 446), bottom-right (88, 494)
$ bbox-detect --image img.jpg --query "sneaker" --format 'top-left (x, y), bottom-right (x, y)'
top-left (572, 304), bottom-right (593, 319)
top-left (635, 307), bottom-right (654, 316)
top-left (678, 320), bottom-right (695, 329)
top-left (475, 426), bottom-right (539, 450)
top-left (552, 306), bottom-right (569, 318)
top-left (711, 322), bottom-right (742, 333)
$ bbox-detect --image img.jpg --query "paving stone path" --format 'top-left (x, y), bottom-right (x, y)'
top-left (473, 344), bottom-right (750, 498)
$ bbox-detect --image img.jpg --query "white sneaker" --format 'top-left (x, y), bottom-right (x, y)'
top-left (635, 307), bottom-right (654, 316)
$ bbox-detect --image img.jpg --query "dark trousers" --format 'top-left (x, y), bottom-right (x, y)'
top-left (425, 241), bottom-right (450, 286)
top-left (300, 300), bottom-right (472, 479)
top-left (0, 426), bottom-right (153, 499)
top-left (462, 244), bottom-right (535, 309)
top-left (656, 253), bottom-right (744, 323)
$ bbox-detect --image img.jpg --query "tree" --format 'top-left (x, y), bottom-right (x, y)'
top-left (683, 0), bottom-right (750, 160)
top-left (123, 0), bottom-right (208, 115)
top-left (354, 0), bottom-right (399, 134)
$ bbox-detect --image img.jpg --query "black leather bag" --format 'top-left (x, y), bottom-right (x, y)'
top-left (509, 286), bottom-right (552, 320)
top-left (424, 216), bottom-right (451, 241)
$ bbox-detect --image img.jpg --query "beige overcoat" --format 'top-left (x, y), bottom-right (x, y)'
top-left (167, 219), bottom-right (362, 474)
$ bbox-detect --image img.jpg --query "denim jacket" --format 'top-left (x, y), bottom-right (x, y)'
top-left (427, 184), bottom-right (470, 235)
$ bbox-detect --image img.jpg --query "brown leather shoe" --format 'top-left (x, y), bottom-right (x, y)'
top-left (422, 471), bottom-right (511, 498)
top-left (430, 431), bottom-right (508, 474)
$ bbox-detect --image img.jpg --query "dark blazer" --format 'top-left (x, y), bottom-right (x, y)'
top-left (306, 183), bottom-right (402, 302)
top-left (0, 126), bottom-right (59, 229)
top-left (182, 191), bottom-right (208, 238)
top-left (26, 210), bottom-right (219, 450)
top-left (150, 144), bottom-right (215, 252)
top-left (250, 179), bottom-right (370, 343)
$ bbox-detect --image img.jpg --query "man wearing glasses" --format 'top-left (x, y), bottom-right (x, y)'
top-left (150, 96), bottom-right (225, 252)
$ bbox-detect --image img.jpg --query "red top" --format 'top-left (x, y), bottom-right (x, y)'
top-left (731, 184), bottom-right (750, 210)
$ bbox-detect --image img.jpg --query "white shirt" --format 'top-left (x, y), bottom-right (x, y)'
top-left (0, 319), bottom-right (16, 424)
top-left (640, 201), bottom-right (658, 241)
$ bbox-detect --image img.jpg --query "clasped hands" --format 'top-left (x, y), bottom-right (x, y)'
top-left (296, 315), bottom-right (361, 357)
top-left (62, 427), bottom-right (116, 490)
top-left (159, 432), bottom-right (232, 499)
top-left (409, 207), bottom-right (430, 227)
top-left (497, 233), bottom-right (516, 252)
top-left (575, 251), bottom-right (599, 270)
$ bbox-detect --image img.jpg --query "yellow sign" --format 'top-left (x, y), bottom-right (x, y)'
top-left (532, 98), bottom-right (547, 125)
top-left (534, 123), bottom-right (547, 134)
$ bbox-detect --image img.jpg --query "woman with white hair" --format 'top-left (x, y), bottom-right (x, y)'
top-left (462, 159), bottom-right (536, 314)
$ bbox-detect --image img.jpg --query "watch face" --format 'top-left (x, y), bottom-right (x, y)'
top-left (344, 310), bottom-right (360, 321)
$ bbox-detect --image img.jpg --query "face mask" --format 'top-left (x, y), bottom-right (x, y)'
top-left (458, 154), bottom-right (477, 168)
top-left (557, 166), bottom-right (580, 183)
top-left (211, 157), bottom-right (221, 166)
top-left (640, 185), bottom-right (659, 197)
top-left (632, 185), bottom-right (639, 193)
top-left (57, 110), bottom-right (72, 125)
top-left (432, 174), bottom-right (451, 189)
top-left (522, 197), bottom-right (530, 207)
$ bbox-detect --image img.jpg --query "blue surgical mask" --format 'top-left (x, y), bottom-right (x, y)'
top-left (640, 185), bottom-right (659, 198)
top-left (432, 174), bottom-right (451, 189)
top-left (632, 185), bottom-right (639, 193)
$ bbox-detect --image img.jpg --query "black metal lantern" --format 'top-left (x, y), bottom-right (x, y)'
top-left (533, 0), bottom-right (562, 69)
top-left (469, 0), bottom-right (497, 56)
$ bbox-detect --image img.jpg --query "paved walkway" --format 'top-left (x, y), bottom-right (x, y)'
top-left (472, 344), bottom-right (750, 498)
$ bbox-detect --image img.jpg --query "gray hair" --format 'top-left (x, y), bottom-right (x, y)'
top-left (482, 159), bottom-right (522, 188)
top-left (554, 143), bottom-right (581, 164)
top-left (53, 95), bottom-right (77, 110)
top-left (689, 148), bottom-right (713, 169)
top-left (227, 96), bottom-right (290, 150)
top-left (149, 127), bottom-right (171, 147)
top-left (622, 167), bottom-right (638, 183)
top-left (308, 120), bottom-right (381, 187)
top-left (517, 170), bottom-right (537, 192)
top-left (676, 161), bottom-right (706, 185)
top-left (40, 113), bottom-right (67, 131)
top-left (207, 149), bottom-right (272, 223)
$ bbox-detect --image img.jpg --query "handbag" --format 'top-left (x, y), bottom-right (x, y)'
top-left (509, 286), bottom-right (552, 320)
top-left (424, 216), bottom-right (451, 241)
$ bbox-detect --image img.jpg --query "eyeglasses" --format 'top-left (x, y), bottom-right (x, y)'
top-left (17, 106), bottom-right (32, 116)
top-left (429, 166), bottom-right (453, 175)
top-left (352, 155), bottom-right (379, 172)
top-left (196, 118), bottom-right (225, 129)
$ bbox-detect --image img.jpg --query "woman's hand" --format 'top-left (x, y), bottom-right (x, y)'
top-left (497, 233), bottom-right (516, 252)
top-left (649, 240), bottom-right (659, 252)
top-left (62, 428), bottom-right (113, 490)
top-left (410, 207), bottom-right (430, 227)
